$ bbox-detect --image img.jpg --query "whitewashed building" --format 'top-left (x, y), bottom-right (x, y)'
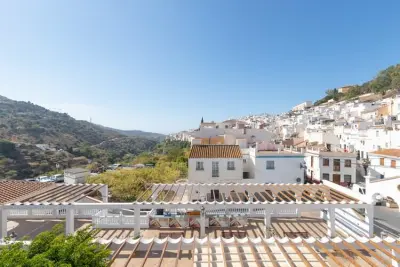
top-left (64, 168), bottom-right (90, 184)
top-left (367, 149), bottom-right (400, 179)
top-left (188, 145), bottom-right (243, 183)
top-left (305, 148), bottom-right (357, 184)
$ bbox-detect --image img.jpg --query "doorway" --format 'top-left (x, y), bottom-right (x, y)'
top-left (333, 174), bottom-right (341, 184)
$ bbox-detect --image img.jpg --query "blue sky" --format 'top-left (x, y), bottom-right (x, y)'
top-left (1, 1), bottom-right (400, 134)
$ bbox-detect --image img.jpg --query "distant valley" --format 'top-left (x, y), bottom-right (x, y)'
top-left (0, 95), bottom-right (164, 179)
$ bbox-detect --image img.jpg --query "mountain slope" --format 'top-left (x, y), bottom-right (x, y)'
top-left (0, 96), bottom-right (123, 148)
top-left (103, 127), bottom-right (165, 140)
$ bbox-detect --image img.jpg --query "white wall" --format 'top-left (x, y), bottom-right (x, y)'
top-left (365, 176), bottom-right (400, 211)
top-left (188, 158), bottom-right (243, 183)
top-left (368, 155), bottom-right (400, 178)
top-left (250, 155), bottom-right (304, 184)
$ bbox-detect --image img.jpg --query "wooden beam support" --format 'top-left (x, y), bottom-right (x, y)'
top-left (233, 240), bottom-right (245, 267)
top-left (260, 241), bottom-right (280, 267)
top-left (342, 241), bottom-right (378, 267)
top-left (329, 241), bottom-right (361, 267)
top-left (354, 240), bottom-right (391, 267)
top-left (156, 241), bottom-right (169, 267)
top-left (288, 241), bottom-right (312, 267)
top-left (369, 241), bottom-right (400, 262)
top-left (139, 241), bottom-right (154, 267)
top-left (248, 241), bottom-right (262, 267)
top-left (314, 241), bottom-right (343, 267)
top-left (122, 241), bottom-right (141, 267)
top-left (275, 241), bottom-right (296, 267)
top-left (174, 240), bottom-right (183, 267)
top-left (301, 241), bottom-right (329, 267)
top-left (220, 242), bottom-right (229, 267)
top-left (108, 241), bottom-right (126, 267)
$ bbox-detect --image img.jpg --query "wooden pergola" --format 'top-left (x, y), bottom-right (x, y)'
top-left (135, 183), bottom-right (360, 204)
top-left (102, 236), bottom-right (400, 267)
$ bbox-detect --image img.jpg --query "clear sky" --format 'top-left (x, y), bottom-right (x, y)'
top-left (1, 1), bottom-right (400, 134)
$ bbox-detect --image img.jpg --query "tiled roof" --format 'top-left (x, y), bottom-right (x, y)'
top-left (370, 149), bottom-right (400, 158)
top-left (0, 180), bottom-right (54, 204)
top-left (189, 145), bottom-right (242, 158)
top-left (0, 180), bottom-right (105, 204)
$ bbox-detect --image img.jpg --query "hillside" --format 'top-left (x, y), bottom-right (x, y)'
top-left (98, 126), bottom-right (165, 140)
top-left (0, 96), bottom-right (160, 179)
top-left (0, 95), bottom-right (122, 148)
top-left (314, 64), bottom-right (400, 105)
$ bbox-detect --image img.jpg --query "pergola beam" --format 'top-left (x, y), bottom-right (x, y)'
top-left (288, 241), bottom-right (312, 267)
top-left (301, 241), bottom-right (329, 267)
top-left (139, 241), bottom-right (154, 267)
top-left (330, 241), bottom-right (361, 267)
top-left (122, 241), bottom-right (140, 267)
top-left (355, 240), bottom-right (392, 267)
top-left (156, 241), bottom-right (169, 267)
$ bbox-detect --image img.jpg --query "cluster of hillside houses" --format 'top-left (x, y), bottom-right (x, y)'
top-left (171, 90), bottom-right (400, 209)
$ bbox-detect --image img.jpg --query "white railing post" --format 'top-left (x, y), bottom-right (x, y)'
top-left (65, 207), bottom-right (75, 235)
top-left (327, 207), bottom-right (336, 237)
top-left (0, 208), bottom-right (7, 240)
top-left (365, 206), bottom-right (374, 238)
top-left (134, 208), bottom-right (141, 237)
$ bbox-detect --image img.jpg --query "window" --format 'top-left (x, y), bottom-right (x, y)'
top-left (243, 159), bottom-right (247, 164)
top-left (322, 173), bottom-right (330, 180)
top-left (344, 175), bottom-right (352, 183)
top-left (391, 160), bottom-right (396, 168)
top-left (311, 156), bottom-right (314, 167)
top-left (227, 161), bottom-right (235, 170)
top-left (380, 158), bottom-right (385, 166)
top-left (196, 161), bottom-right (204, 171)
top-left (266, 161), bottom-right (275, 170)
top-left (323, 158), bottom-right (329, 166)
top-left (333, 159), bottom-right (340, 171)
top-left (212, 162), bottom-right (219, 177)
top-left (345, 159), bottom-right (351, 167)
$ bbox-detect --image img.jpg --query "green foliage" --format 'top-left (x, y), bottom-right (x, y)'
top-left (314, 64), bottom-right (400, 105)
top-left (88, 140), bottom-right (189, 201)
top-left (0, 139), bottom-right (16, 157)
top-left (0, 224), bottom-right (111, 267)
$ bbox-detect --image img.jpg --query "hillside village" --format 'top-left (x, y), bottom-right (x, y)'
top-left (169, 88), bottom-right (400, 211)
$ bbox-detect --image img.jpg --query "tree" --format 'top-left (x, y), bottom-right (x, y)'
top-left (0, 224), bottom-right (110, 267)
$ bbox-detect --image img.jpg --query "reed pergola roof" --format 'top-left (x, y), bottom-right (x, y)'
top-left (135, 183), bottom-right (362, 205)
top-left (102, 236), bottom-right (400, 267)
top-left (0, 181), bottom-right (106, 205)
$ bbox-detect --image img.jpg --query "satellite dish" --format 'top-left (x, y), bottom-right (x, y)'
top-left (374, 194), bottom-right (383, 201)
top-left (296, 177), bottom-right (301, 183)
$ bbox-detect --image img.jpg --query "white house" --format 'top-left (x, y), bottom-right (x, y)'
top-left (64, 168), bottom-right (90, 184)
top-left (188, 145), bottom-right (243, 183)
top-left (305, 148), bottom-right (357, 184)
top-left (367, 149), bottom-right (400, 179)
top-left (248, 144), bottom-right (305, 184)
top-left (292, 101), bottom-right (312, 112)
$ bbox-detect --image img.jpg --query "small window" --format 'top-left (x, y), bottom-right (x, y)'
top-left (344, 175), bottom-right (352, 182)
top-left (243, 159), bottom-right (247, 164)
top-left (322, 173), bottom-right (330, 180)
top-left (196, 161), bottom-right (204, 171)
top-left (266, 161), bottom-right (275, 170)
top-left (323, 158), bottom-right (329, 166)
top-left (345, 159), bottom-right (351, 167)
top-left (227, 161), bottom-right (235, 170)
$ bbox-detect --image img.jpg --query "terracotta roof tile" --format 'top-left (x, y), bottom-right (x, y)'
top-left (0, 180), bottom-right (54, 204)
top-left (189, 145), bottom-right (242, 158)
top-left (370, 149), bottom-right (400, 158)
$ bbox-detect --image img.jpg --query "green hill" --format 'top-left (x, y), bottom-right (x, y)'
top-left (314, 64), bottom-right (400, 105)
top-left (0, 96), bottom-right (159, 179)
